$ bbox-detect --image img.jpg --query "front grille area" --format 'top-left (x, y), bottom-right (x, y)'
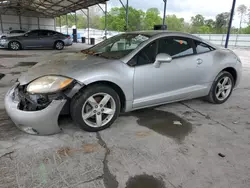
top-left (17, 85), bottom-right (51, 111)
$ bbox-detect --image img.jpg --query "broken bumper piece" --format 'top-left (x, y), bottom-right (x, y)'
top-left (5, 83), bottom-right (67, 135)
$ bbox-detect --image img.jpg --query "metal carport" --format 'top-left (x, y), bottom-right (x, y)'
top-left (0, 0), bottom-right (237, 47)
top-left (0, 0), bottom-right (108, 43)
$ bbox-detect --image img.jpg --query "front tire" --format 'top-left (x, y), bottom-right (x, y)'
top-left (70, 84), bottom-right (121, 132)
top-left (207, 71), bottom-right (234, 104)
top-left (54, 41), bottom-right (64, 50)
top-left (8, 41), bottom-right (21, 50)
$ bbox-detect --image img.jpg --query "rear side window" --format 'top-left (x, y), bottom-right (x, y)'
top-left (39, 30), bottom-right (49, 36)
top-left (195, 41), bottom-right (214, 54)
top-left (158, 37), bottom-right (194, 58)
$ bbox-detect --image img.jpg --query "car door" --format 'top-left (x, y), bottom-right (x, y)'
top-left (193, 40), bottom-right (216, 86)
top-left (21, 30), bottom-right (40, 48)
top-left (133, 36), bottom-right (204, 109)
top-left (38, 30), bottom-right (54, 48)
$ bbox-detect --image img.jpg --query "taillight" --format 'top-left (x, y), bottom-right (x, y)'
top-left (67, 35), bottom-right (71, 39)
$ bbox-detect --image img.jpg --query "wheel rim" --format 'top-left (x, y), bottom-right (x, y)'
top-left (10, 42), bottom-right (19, 50)
top-left (81, 93), bottom-right (116, 128)
top-left (56, 42), bottom-right (63, 49)
top-left (215, 76), bottom-right (233, 101)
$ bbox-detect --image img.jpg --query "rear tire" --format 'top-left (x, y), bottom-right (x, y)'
top-left (54, 41), bottom-right (64, 50)
top-left (70, 84), bottom-right (121, 132)
top-left (206, 71), bottom-right (234, 104)
top-left (8, 41), bottom-right (21, 50)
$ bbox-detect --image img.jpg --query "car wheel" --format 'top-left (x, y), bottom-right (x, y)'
top-left (71, 84), bottom-right (121, 132)
top-left (9, 41), bottom-right (21, 50)
top-left (54, 41), bottom-right (64, 50)
top-left (207, 71), bottom-right (234, 104)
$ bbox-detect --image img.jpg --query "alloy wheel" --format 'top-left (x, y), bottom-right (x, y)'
top-left (56, 42), bottom-right (63, 50)
top-left (81, 93), bottom-right (116, 128)
top-left (10, 42), bottom-right (20, 50)
top-left (215, 76), bottom-right (233, 101)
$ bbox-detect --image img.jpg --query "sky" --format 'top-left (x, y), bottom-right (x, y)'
top-left (108, 0), bottom-right (250, 28)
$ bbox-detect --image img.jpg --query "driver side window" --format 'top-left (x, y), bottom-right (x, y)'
top-left (28, 30), bottom-right (39, 37)
top-left (136, 41), bottom-right (157, 66)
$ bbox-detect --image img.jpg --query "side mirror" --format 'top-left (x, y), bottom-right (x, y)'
top-left (24, 33), bottom-right (28, 37)
top-left (153, 53), bottom-right (172, 68)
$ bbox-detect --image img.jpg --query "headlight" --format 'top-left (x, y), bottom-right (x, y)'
top-left (27, 76), bottom-right (73, 94)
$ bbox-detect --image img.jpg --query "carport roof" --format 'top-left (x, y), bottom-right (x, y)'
top-left (0, 0), bottom-right (107, 17)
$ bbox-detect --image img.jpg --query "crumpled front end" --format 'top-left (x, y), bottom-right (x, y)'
top-left (4, 83), bottom-right (76, 135)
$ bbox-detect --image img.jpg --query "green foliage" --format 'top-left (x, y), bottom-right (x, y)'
top-left (143, 8), bottom-right (162, 30)
top-left (165, 15), bottom-right (185, 31)
top-left (56, 5), bottom-right (250, 34)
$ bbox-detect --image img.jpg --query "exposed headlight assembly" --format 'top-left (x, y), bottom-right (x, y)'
top-left (27, 76), bottom-right (73, 94)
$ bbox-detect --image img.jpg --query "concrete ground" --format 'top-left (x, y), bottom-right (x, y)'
top-left (0, 44), bottom-right (250, 188)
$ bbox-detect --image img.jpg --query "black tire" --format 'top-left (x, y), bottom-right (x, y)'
top-left (8, 41), bottom-right (21, 50)
top-left (206, 71), bottom-right (235, 104)
top-left (70, 84), bottom-right (121, 132)
top-left (54, 41), bottom-right (64, 50)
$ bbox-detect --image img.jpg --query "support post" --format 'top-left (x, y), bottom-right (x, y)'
top-left (59, 16), bottom-right (61, 32)
top-left (225, 0), bottom-right (236, 48)
top-left (66, 14), bottom-right (68, 35)
top-left (0, 14), bottom-right (4, 33)
top-left (125, 0), bottom-right (128, 31)
top-left (87, 8), bottom-right (90, 44)
top-left (105, 2), bottom-right (107, 37)
top-left (75, 11), bottom-right (77, 28)
top-left (54, 17), bottom-right (56, 31)
top-left (162, 0), bottom-right (167, 27)
top-left (19, 15), bottom-right (22, 30)
top-left (37, 17), bottom-right (40, 29)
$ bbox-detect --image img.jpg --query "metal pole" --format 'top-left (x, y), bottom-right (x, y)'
top-left (105, 2), bottom-right (107, 37)
top-left (225, 0), bottom-right (236, 48)
top-left (162, 0), bottom-right (167, 27)
top-left (59, 16), bottom-right (61, 33)
top-left (37, 17), bottom-right (40, 29)
top-left (75, 11), bottom-right (77, 28)
top-left (0, 14), bottom-right (4, 33)
top-left (19, 15), bottom-right (22, 29)
top-left (125, 0), bottom-right (128, 31)
top-left (54, 17), bottom-right (56, 31)
top-left (66, 14), bottom-right (68, 35)
top-left (87, 8), bottom-right (90, 44)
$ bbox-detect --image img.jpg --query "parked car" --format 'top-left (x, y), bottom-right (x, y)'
top-left (0, 29), bottom-right (72, 50)
top-left (0, 29), bottom-right (26, 39)
top-left (5, 31), bottom-right (242, 135)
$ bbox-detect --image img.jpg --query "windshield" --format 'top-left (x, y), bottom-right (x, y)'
top-left (82, 33), bottom-right (150, 59)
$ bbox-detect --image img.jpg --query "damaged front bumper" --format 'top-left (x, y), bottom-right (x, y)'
top-left (5, 83), bottom-right (67, 135)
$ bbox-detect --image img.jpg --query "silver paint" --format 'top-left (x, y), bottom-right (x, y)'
top-left (5, 31), bottom-right (242, 135)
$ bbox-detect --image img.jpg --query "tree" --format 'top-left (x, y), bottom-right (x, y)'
top-left (191, 14), bottom-right (205, 26)
top-left (215, 12), bottom-right (230, 33)
top-left (191, 14), bottom-right (205, 33)
top-left (165, 14), bottom-right (185, 31)
top-left (237, 4), bottom-right (247, 33)
top-left (205, 19), bottom-right (215, 28)
top-left (143, 8), bottom-right (162, 30)
top-left (101, 7), bottom-right (145, 31)
top-left (199, 25), bottom-right (211, 34)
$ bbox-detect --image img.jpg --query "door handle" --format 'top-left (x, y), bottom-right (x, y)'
top-left (197, 58), bottom-right (203, 65)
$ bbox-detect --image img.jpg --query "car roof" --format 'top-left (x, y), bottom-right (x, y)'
top-left (125, 30), bottom-right (199, 39)
top-left (123, 30), bottom-right (217, 49)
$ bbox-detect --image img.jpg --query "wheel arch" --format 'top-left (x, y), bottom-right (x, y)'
top-left (77, 81), bottom-right (127, 112)
top-left (8, 40), bottom-right (22, 49)
top-left (54, 40), bottom-right (64, 47)
top-left (221, 67), bottom-right (237, 84)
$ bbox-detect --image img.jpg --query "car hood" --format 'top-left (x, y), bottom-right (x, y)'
top-left (18, 52), bottom-right (110, 85)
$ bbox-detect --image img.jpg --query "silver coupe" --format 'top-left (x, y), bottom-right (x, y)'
top-left (5, 31), bottom-right (242, 135)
